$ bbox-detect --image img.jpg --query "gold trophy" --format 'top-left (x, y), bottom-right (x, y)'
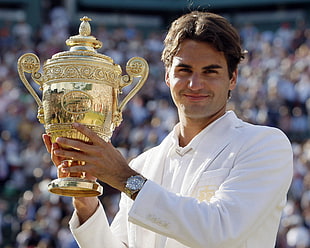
top-left (17, 16), bottom-right (149, 197)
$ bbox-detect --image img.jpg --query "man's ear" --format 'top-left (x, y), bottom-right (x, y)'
top-left (165, 70), bottom-right (170, 87)
top-left (229, 69), bottom-right (238, 90)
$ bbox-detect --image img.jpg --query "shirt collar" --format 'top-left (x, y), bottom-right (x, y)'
top-left (168, 111), bottom-right (234, 157)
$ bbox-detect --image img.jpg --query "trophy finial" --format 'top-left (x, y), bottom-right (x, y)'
top-left (79, 16), bottom-right (92, 36)
top-left (66, 16), bottom-right (102, 51)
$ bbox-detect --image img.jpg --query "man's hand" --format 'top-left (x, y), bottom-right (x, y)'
top-left (42, 133), bottom-right (68, 178)
top-left (42, 132), bottom-right (101, 224)
top-left (49, 123), bottom-right (138, 193)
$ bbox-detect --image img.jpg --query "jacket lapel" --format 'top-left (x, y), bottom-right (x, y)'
top-left (139, 132), bottom-right (174, 184)
top-left (184, 112), bottom-right (243, 196)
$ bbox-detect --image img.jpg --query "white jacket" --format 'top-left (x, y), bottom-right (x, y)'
top-left (70, 111), bottom-right (293, 248)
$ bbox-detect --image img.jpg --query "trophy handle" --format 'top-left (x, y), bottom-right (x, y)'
top-left (17, 53), bottom-right (45, 124)
top-left (119, 57), bottom-right (149, 112)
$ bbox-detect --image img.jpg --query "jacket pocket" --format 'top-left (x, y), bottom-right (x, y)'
top-left (192, 168), bottom-right (231, 202)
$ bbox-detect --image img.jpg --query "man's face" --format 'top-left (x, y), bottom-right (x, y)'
top-left (165, 39), bottom-right (237, 123)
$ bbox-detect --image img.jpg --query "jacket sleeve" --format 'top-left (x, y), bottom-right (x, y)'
top-left (127, 128), bottom-right (293, 248)
top-left (69, 202), bottom-right (127, 248)
top-left (68, 149), bottom-right (153, 248)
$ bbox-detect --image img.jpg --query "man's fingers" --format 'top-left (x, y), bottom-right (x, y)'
top-left (57, 161), bottom-right (70, 178)
top-left (42, 134), bottom-right (52, 153)
top-left (72, 123), bottom-right (105, 145)
top-left (60, 162), bottom-right (97, 180)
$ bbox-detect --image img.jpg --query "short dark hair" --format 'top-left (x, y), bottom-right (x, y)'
top-left (161, 11), bottom-right (244, 78)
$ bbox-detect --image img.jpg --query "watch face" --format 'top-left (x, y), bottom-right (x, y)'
top-left (127, 175), bottom-right (146, 191)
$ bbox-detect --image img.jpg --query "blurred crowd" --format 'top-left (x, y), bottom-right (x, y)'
top-left (0, 5), bottom-right (310, 248)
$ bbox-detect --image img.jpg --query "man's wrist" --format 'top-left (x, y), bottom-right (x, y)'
top-left (73, 197), bottom-right (99, 224)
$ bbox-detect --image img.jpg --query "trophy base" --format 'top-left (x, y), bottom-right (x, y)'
top-left (48, 177), bottom-right (103, 197)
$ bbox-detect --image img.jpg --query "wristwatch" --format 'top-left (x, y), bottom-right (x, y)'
top-left (124, 175), bottom-right (147, 199)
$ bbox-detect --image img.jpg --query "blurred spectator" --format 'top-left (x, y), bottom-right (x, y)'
top-left (11, 19), bottom-right (32, 46)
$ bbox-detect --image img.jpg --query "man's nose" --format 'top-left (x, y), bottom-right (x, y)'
top-left (188, 73), bottom-right (204, 90)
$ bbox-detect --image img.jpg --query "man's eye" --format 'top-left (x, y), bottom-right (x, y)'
top-left (179, 68), bottom-right (191, 73)
top-left (205, 70), bottom-right (217, 74)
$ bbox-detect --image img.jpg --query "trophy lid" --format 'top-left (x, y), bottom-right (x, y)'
top-left (66, 16), bottom-right (102, 52)
top-left (47, 16), bottom-right (115, 65)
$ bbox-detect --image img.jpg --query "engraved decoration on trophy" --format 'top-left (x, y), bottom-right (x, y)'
top-left (17, 16), bottom-right (149, 197)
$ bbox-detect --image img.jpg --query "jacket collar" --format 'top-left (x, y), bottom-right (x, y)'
top-left (140, 111), bottom-right (244, 192)
top-left (170, 111), bottom-right (243, 153)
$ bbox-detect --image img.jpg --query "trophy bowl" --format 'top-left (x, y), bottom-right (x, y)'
top-left (17, 16), bottom-right (149, 197)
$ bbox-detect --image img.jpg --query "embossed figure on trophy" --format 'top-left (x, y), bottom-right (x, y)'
top-left (17, 16), bottom-right (149, 197)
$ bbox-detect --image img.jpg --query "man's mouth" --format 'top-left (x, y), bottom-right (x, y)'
top-left (183, 93), bottom-right (210, 101)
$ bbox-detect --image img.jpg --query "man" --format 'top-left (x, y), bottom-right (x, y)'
top-left (43, 11), bottom-right (293, 248)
